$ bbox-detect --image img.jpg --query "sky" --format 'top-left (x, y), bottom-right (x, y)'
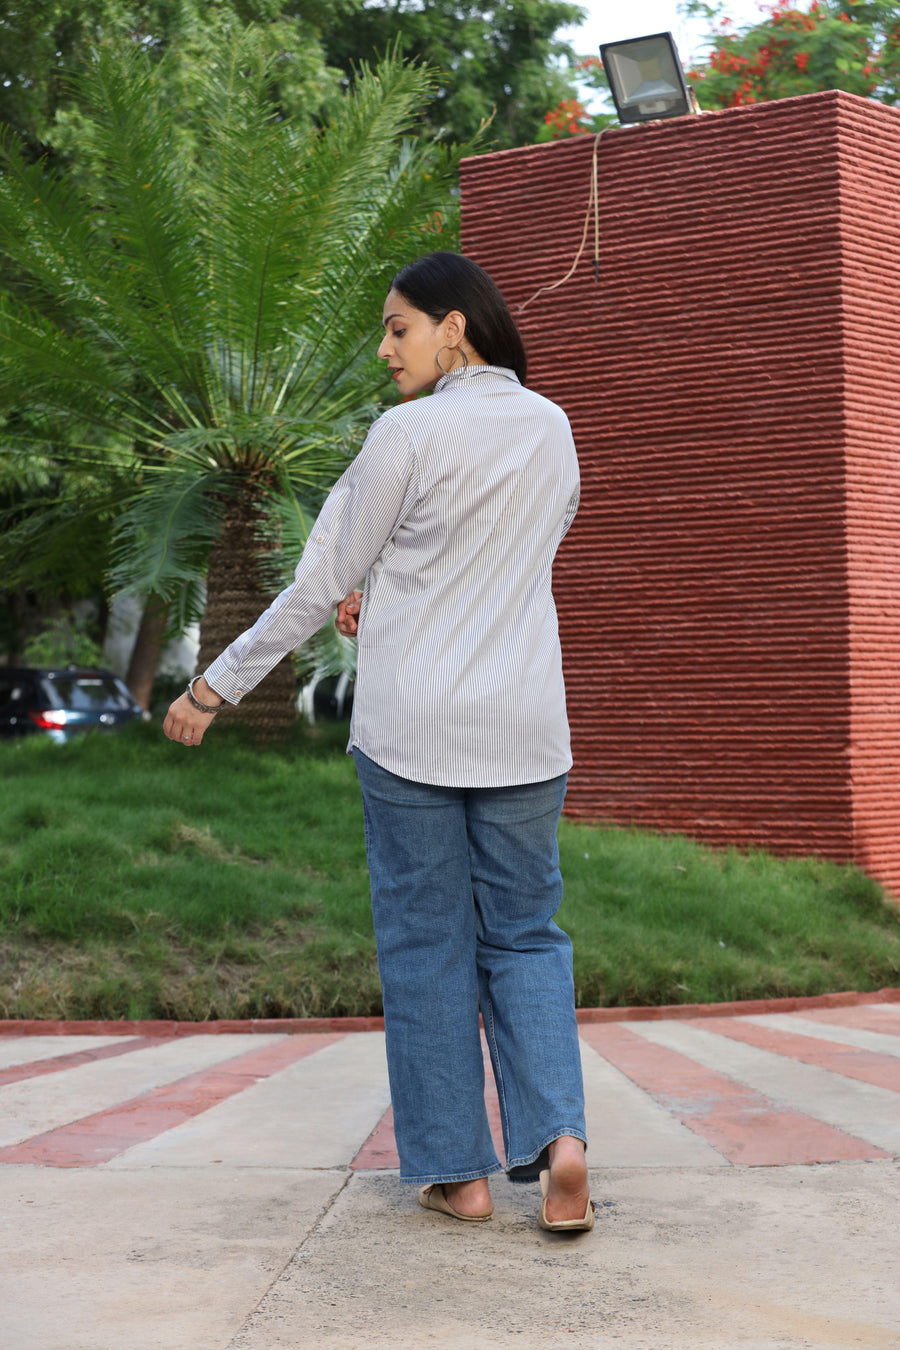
top-left (560, 0), bottom-right (768, 67)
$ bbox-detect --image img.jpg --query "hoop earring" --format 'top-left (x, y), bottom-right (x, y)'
top-left (435, 345), bottom-right (469, 376)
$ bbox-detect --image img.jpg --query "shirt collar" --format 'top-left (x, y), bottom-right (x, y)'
top-left (434, 364), bottom-right (520, 394)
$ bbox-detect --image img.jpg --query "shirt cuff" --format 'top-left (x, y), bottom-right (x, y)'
top-left (202, 656), bottom-right (251, 706)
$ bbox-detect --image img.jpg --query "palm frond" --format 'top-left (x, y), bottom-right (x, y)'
top-left (0, 427), bottom-right (138, 484)
top-left (0, 128), bottom-right (199, 401)
top-left (108, 471), bottom-right (227, 600)
top-left (71, 45), bottom-right (210, 401)
top-left (167, 576), bottom-right (208, 638)
top-left (193, 33), bottom-right (310, 413)
top-left (0, 465), bottom-right (134, 595)
top-left (0, 129), bottom-right (112, 323)
top-left (0, 295), bottom-right (168, 442)
top-left (197, 49), bottom-right (465, 420)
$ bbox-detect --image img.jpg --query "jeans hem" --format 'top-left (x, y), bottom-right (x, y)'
top-left (505, 1129), bottom-right (587, 1184)
top-left (399, 1162), bottom-right (505, 1186)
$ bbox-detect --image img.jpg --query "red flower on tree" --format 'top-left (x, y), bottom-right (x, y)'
top-left (681, 0), bottom-right (897, 109)
top-left (543, 97), bottom-right (592, 138)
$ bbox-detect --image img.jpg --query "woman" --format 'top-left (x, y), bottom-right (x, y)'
top-left (164, 251), bottom-right (593, 1231)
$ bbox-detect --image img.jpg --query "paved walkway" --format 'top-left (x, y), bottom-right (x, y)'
top-left (0, 995), bottom-right (898, 1349)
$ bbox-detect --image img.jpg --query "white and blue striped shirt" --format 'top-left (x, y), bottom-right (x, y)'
top-left (204, 365), bottom-right (580, 787)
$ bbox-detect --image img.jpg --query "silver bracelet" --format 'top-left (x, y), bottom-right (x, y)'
top-left (186, 676), bottom-right (224, 714)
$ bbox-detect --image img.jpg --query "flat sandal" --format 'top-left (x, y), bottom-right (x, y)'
top-left (538, 1168), bottom-right (595, 1232)
top-left (418, 1183), bottom-right (493, 1222)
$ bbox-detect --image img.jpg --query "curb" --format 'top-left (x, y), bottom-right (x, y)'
top-left (1, 987), bottom-right (897, 1037)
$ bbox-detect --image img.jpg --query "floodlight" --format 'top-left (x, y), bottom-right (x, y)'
top-left (600, 32), bottom-right (694, 125)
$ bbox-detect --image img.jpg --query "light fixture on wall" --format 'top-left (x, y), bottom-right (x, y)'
top-left (519, 31), bottom-right (699, 312)
top-left (600, 32), bottom-right (698, 125)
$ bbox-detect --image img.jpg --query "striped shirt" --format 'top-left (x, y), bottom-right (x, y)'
top-left (204, 365), bottom-right (580, 787)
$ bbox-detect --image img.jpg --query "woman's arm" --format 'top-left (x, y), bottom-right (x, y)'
top-left (163, 415), bottom-right (417, 746)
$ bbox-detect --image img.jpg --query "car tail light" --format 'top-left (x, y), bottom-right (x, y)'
top-left (28, 709), bottom-right (69, 729)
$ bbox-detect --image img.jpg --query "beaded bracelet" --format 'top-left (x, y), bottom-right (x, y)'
top-left (186, 676), bottom-right (224, 714)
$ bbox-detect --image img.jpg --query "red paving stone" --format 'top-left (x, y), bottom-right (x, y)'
top-left (579, 1023), bottom-right (890, 1165)
top-left (2, 990), bottom-right (896, 1039)
top-left (0, 1037), bottom-right (161, 1088)
top-left (0, 1016), bottom-right (387, 1037)
top-left (351, 1105), bottom-right (400, 1170)
top-left (0, 1033), bottom-right (344, 1168)
top-left (687, 1017), bottom-right (900, 1092)
top-left (351, 1041), bottom-right (505, 1170)
top-left (574, 988), bottom-right (900, 1024)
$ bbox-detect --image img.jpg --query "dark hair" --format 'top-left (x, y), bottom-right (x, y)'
top-left (390, 251), bottom-right (528, 385)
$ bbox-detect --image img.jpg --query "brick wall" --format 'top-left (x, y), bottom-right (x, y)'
top-left (460, 90), bottom-right (900, 891)
top-left (840, 100), bottom-right (900, 888)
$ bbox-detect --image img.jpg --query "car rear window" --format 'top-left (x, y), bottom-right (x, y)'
top-left (43, 676), bottom-right (134, 711)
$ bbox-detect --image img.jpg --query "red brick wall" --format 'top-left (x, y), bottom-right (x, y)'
top-left (461, 91), bottom-right (900, 890)
top-left (840, 100), bottom-right (900, 887)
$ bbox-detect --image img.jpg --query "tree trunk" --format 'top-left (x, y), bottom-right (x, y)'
top-left (196, 488), bottom-right (297, 743)
top-left (125, 593), bottom-right (169, 709)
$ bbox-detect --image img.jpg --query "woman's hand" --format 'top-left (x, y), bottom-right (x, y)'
top-left (335, 589), bottom-right (364, 637)
top-left (163, 677), bottom-right (223, 748)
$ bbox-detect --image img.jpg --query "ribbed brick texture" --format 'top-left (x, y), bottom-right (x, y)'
top-left (840, 100), bottom-right (900, 889)
top-left (460, 91), bottom-right (900, 892)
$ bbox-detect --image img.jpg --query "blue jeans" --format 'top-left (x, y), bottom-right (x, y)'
top-left (353, 749), bottom-right (586, 1186)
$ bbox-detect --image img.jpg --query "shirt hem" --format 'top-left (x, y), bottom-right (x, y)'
top-left (348, 736), bottom-right (573, 789)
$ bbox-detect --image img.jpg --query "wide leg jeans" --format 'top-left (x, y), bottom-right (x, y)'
top-left (353, 749), bottom-right (587, 1186)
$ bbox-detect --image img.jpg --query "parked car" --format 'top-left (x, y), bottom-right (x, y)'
top-left (0, 667), bottom-right (149, 743)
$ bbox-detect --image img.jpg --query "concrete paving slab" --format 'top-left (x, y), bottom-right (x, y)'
top-left (745, 1012), bottom-right (900, 1056)
top-left (227, 1163), bottom-right (900, 1350)
top-left (0, 1035), bottom-right (135, 1071)
top-left (0, 1165), bottom-right (347, 1350)
top-left (104, 1032), bottom-right (391, 1170)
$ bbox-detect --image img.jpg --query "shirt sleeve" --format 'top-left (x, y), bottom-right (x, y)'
top-left (559, 481), bottom-right (580, 541)
top-left (203, 414), bottom-right (419, 704)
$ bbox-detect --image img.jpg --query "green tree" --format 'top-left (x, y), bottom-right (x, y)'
top-left (685, 0), bottom-right (900, 108)
top-left (0, 423), bottom-right (93, 664)
top-left (322, 0), bottom-right (587, 148)
top-left (0, 1), bottom-right (351, 687)
top-left (0, 32), bottom-right (466, 736)
top-left (0, 425), bottom-right (123, 664)
top-left (0, 0), bottom-right (349, 161)
top-left (1, 0), bottom-right (593, 161)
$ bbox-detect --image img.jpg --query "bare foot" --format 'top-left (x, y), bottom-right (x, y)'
top-left (543, 1135), bottom-right (590, 1224)
top-left (443, 1177), bottom-right (493, 1218)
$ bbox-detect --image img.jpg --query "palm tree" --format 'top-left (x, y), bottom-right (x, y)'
top-left (0, 31), bottom-right (466, 736)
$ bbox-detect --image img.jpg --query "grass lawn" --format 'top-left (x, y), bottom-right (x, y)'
top-left (1, 719), bottom-right (898, 1020)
